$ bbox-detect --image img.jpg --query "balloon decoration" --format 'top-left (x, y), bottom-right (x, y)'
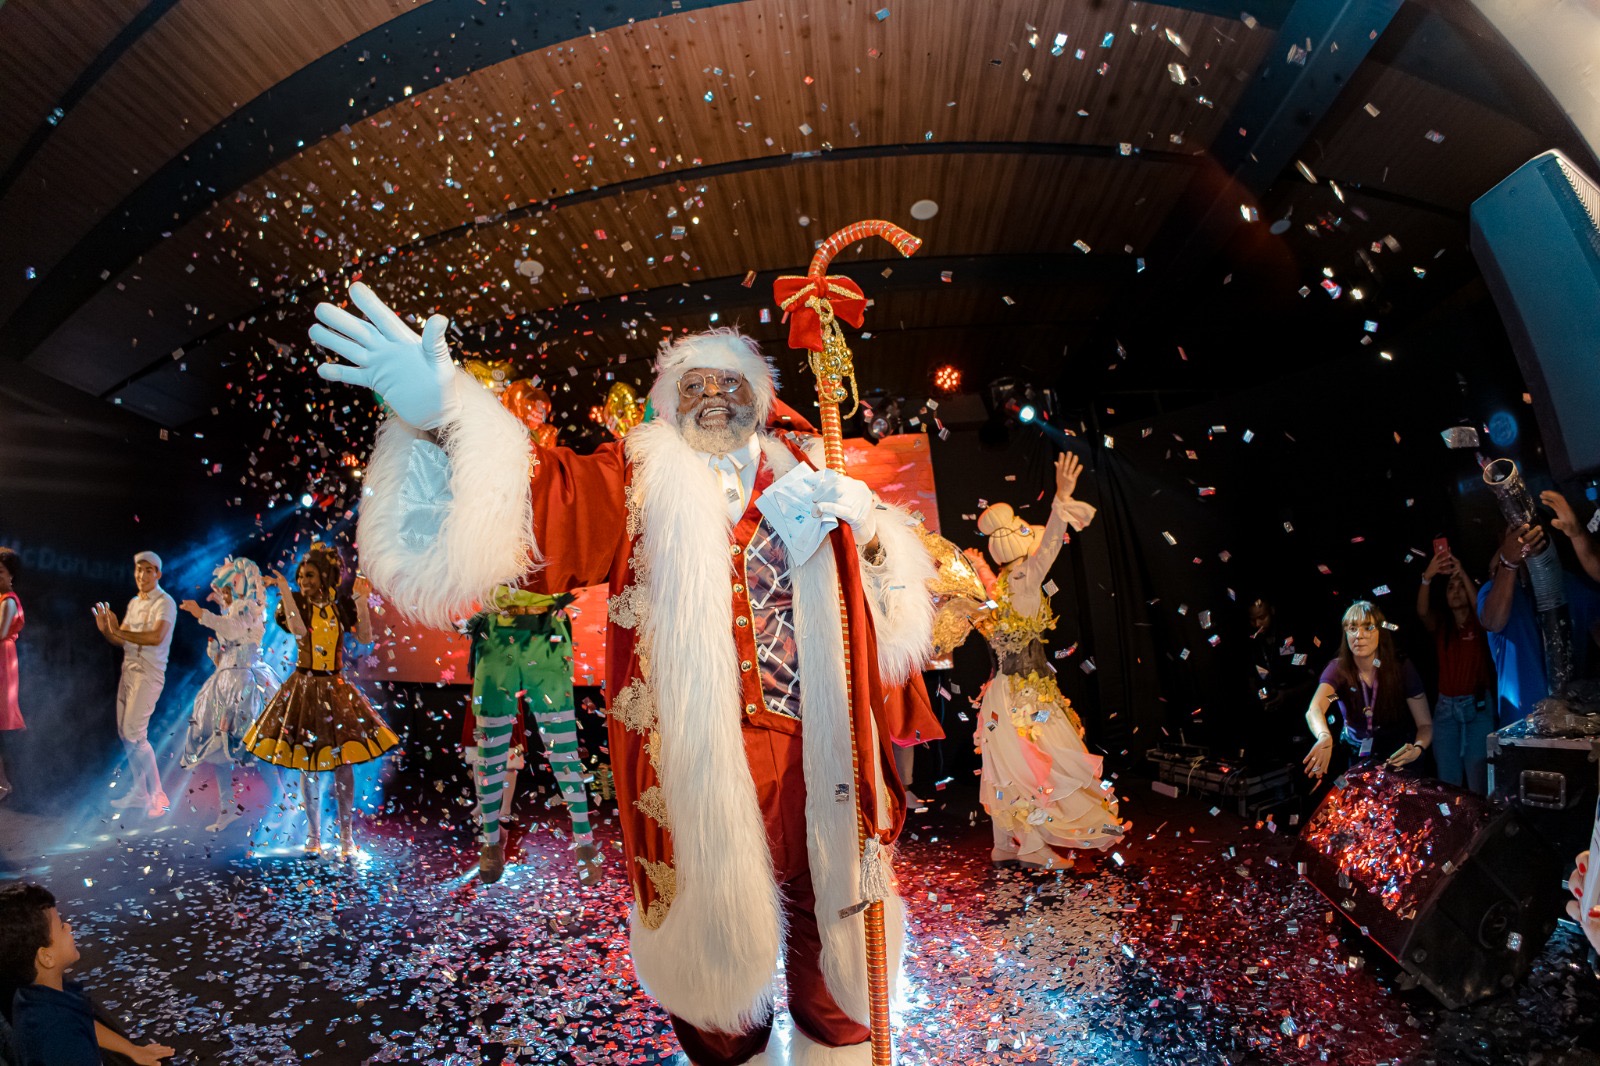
top-left (462, 358), bottom-right (517, 391)
top-left (916, 528), bottom-right (993, 658)
top-left (602, 382), bottom-right (644, 439)
top-left (463, 359), bottom-right (558, 448)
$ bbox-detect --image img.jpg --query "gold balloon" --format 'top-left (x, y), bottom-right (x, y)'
top-left (463, 359), bottom-right (517, 391)
top-left (604, 381), bottom-right (644, 439)
top-left (915, 527), bottom-right (993, 658)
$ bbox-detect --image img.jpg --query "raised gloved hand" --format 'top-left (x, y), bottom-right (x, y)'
top-left (310, 282), bottom-right (461, 431)
top-left (812, 468), bottom-right (880, 546)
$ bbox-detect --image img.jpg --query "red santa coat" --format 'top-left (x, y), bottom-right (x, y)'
top-left (357, 378), bottom-right (938, 1033)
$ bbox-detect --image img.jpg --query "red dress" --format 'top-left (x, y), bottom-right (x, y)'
top-left (0, 593), bottom-right (23, 731)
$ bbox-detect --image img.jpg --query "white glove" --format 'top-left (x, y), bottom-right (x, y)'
top-left (812, 469), bottom-right (880, 546)
top-left (310, 282), bottom-right (461, 431)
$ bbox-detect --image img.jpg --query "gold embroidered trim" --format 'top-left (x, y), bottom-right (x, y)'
top-left (641, 898), bottom-right (670, 931)
top-left (634, 784), bottom-right (669, 827)
top-left (608, 583), bottom-right (649, 629)
top-left (636, 857), bottom-right (677, 929)
top-left (611, 680), bottom-right (658, 734)
top-left (625, 484), bottom-right (644, 536)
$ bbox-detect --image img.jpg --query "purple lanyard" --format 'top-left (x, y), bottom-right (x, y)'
top-left (1357, 673), bottom-right (1378, 726)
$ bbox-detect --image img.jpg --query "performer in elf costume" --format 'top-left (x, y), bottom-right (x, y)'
top-left (969, 452), bottom-right (1124, 870)
top-left (457, 370), bottom-right (598, 884)
top-left (310, 280), bottom-right (937, 1065)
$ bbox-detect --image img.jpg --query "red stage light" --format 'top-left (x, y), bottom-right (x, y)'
top-left (932, 364), bottom-right (962, 392)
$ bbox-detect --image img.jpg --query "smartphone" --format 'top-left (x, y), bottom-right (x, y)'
top-left (1433, 536), bottom-right (1450, 557)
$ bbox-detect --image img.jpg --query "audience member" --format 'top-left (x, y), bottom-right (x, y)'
top-left (0, 883), bottom-right (174, 1065)
top-left (1417, 546), bottom-right (1493, 792)
top-left (1303, 601), bottom-right (1433, 781)
top-left (91, 552), bottom-right (175, 818)
top-left (1247, 597), bottom-right (1311, 700)
top-left (0, 549), bottom-right (22, 803)
top-left (1478, 494), bottom-right (1600, 725)
top-left (1244, 596), bottom-right (1315, 761)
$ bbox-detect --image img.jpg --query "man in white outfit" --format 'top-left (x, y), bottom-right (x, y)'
top-left (93, 551), bottom-right (175, 817)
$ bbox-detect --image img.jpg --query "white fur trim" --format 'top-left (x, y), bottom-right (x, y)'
top-left (648, 329), bottom-right (779, 429)
top-left (356, 369), bottom-right (536, 628)
top-left (789, 1029), bottom-right (872, 1066)
top-left (796, 439), bottom-right (936, 686)
top-left (625, 419), bottom-right (785, 1033)
top-left (862, 504), bottom-right (937, 686)
top-left (773, 433), bottom-right (906, 1027)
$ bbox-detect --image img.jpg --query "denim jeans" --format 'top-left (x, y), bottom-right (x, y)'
top-left (1433, 693), bottom-right (1493, 794)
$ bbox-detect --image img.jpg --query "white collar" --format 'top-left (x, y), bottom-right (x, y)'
top-left (696, 434), bottom-right (760, 470)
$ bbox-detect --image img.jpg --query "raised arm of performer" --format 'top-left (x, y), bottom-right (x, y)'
top-left (309, 282), bottom-right (626, 626)
top-left (1005, 452), bottom-right (1096, 602)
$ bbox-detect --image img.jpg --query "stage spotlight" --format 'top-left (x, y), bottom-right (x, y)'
top-left (1487, 410), bottom-right (1519, 447)
top-left (932, 364), bottom-right (962, 392)
top-left (1018, 404), bottom-right (1037, 423)
top-left (858, 389), bottom-right (904, 444)
top-left (300, 493), bottom-right (315, 508)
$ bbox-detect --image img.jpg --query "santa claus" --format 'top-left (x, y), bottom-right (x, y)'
top-left (310, 283), bottom-right (938, 1065)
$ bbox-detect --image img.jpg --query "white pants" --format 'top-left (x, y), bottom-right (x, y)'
top-left (117, 662), bottom-right (165, 744)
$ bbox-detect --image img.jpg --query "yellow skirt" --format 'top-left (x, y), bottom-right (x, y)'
top-left (242, 669), bottom-right (398, 771)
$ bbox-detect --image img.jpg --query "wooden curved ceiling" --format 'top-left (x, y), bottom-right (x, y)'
top-left (0, 0), bottom-right (1590, 428)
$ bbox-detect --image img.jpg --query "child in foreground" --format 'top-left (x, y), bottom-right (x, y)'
top-left (0, 883), bottom-right (174, 1066)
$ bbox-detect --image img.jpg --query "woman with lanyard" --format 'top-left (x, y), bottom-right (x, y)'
top-left (1303, 600), bottom-right (1434, 783)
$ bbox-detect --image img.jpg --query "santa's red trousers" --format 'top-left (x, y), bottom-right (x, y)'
top-left (669, 720), bottom-right (870, 1065)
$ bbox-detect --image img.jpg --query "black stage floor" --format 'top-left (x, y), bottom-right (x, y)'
top-left (4, 772), bottom-right (1599, 1065)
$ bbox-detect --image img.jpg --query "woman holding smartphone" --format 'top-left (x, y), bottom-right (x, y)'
top-left (1303, 600), bottom-right (1434, 781)
top-left (1417, 542), bottom-right (1493, 792)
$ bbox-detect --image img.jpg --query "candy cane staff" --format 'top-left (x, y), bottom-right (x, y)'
top-left (309, 282), bottom-right (937, 1066)
top-left (772, 217), bottom-right (930, 1065)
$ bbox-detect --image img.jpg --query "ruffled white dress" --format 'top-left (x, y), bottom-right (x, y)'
top-left (181, 601), bottom-right (280, 768)
top-left (979, 495), bottom-right (1124, 857)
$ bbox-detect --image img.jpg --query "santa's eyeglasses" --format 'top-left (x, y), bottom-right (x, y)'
top-left (678, 371), bottom-right (748, 398)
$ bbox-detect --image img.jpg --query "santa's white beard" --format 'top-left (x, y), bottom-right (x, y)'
top-left (679, 400), bottom-right (758, 454)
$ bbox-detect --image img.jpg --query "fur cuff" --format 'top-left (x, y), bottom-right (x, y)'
top-left (356, 370), bottom-right (536, 628)
top-left (862, 504), bottom-right (937, 685)
top-left (790, 1030), bottom-right (872, 1066)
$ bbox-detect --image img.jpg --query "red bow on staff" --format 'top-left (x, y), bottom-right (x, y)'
top-left (773, 274), bottom-right (867, 352)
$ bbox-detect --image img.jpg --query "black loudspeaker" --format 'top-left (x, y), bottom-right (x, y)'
top-left (1488, 722), bottom-right (1600, 858)
top-left (1294, 766), bottom-right (1563, 1008)
top-left (1471, 150), bottom-right (1600, 481)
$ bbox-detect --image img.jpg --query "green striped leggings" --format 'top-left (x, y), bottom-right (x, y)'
top-left (468, 623), bottom-right (591, 848)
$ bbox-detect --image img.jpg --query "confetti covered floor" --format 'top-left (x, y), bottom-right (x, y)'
top-left (6, 778), bottom-right (1600, 1066)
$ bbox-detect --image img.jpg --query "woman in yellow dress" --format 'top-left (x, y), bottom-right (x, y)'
top-left (971, 453), bottom-right (1124, 870)
top-left (242, 543), bottom-right (398, 859)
